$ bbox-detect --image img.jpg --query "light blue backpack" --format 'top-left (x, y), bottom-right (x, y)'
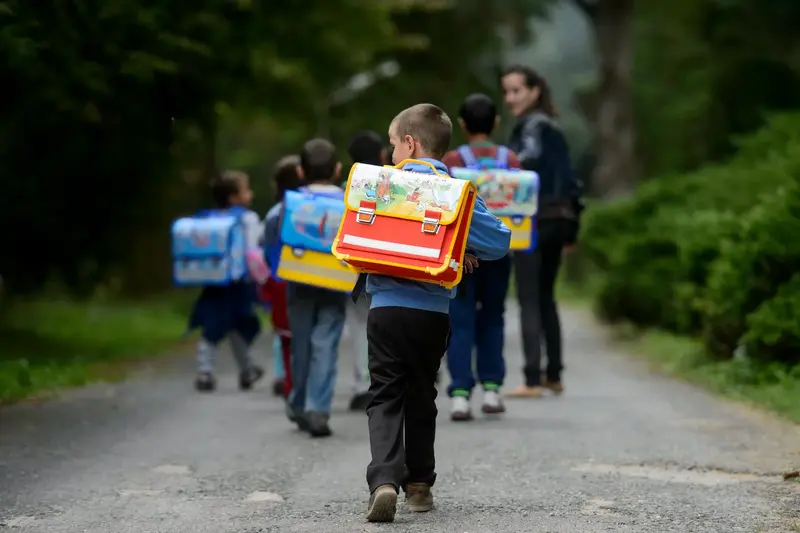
top-left (171, 206), bottom-right (247, 287)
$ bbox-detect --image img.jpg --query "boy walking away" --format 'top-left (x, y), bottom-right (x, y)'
top-left (264, 139), bottom-right (348, 438)
top-left (363, 104), bottom-right (511, 522)
top-left (186, 171), bottom-right (265, 392)
top-left (261, 155), bottom-right (302, 399)
top-left (442, 93), bottom-right (521, 421)
top-left (345, 130), bottom-right (389, 412)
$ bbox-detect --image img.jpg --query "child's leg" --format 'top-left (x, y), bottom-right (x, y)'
top-left (474, 256), bottom-right (512, 391)
top-left (195, 337), bottom-right (218, 391)
top-left (229, 331), bottom-right (256, 370)
top-left (197, 338), bottom-right (216, 374)
top-left (280, 335), bottom-right (292, 398)
top-left (286, 287), bottom-right (316, 417)
top-left (350, 295), bottom-right (371, 396)
top-left (446, 274), bottom-right (478, 401)
top-left (365, 307), bottom-right (449, 493)
top-left (401, 310), bottom-right (449, 490)
top-left (305, 294), bottom-right (346, 417)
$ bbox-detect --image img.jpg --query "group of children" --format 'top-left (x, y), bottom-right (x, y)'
top-left (180, 95), bottom-right (539, 523)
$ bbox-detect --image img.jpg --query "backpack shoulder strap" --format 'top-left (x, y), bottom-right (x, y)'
top-left (226, 206), bottom-right (247, 222)
top-left (456, 145), bottom-right (479, 168)
top-left (495, 146), bottom-right (509, 168)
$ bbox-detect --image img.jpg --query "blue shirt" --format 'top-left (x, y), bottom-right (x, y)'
top-left (367, 158), bottom-right (511, 313)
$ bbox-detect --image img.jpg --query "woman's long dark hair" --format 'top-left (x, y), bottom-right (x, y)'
top-left (501, 65), bottom-right (557, 117)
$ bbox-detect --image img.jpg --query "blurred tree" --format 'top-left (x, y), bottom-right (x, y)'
top-left (632, 0), bottom-right (800, 178)
top-left (571, 0), bottom-right (637, 198)
top-left (0, 0), bottom-right (419, 295)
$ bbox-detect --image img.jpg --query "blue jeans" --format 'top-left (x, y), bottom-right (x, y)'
top-left (446, 255), bottom-right (512, 396)
top-left (287, 283), bottom-right (347, 415)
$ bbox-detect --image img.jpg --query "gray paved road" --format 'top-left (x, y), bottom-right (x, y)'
top-left (1, 305), bottom-right (798, 532)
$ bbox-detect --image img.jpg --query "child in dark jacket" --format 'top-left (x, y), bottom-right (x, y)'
top-left (188, 171), bottom-right (265, 392)
top-left (364, 104), bottom-right (511, 522)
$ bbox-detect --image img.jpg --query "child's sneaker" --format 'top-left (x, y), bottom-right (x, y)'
top-left (366, 484), bottom-right (397, 522)
top-left (195, 372), bottom-right (216, 392)
top-left (481, 389), bottom-right (506, 414)
top-left (349, 391), bottom-right (371, 412)
top-left (406, 483), bottom-right (433, 512)
top-left (306, 411), bottom-right (332, 438)
top-left (239, 366), bottom-right (265, 390)
top-left (271, 378), bottom-right (285, 397)
top-left (450, 395), bottom-right (472, 421)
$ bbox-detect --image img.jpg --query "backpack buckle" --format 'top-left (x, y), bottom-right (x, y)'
top-left (421, 210), bottom-right (442, 234)
top-left (356, 200), bottom-right (376, 225)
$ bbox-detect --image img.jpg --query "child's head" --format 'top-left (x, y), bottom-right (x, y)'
top-left (347, 130), bottom-right (388, 166)
top-left (458, 93), bottom-right (498, 137)
top-left (272, 154), bottom-right (301, 202)
top-left (388, 103), bottom-right (452, 164)
top-left (298, 138), bottom-right (341, 184)
top-left (211, 170), bottom-right (253, 208)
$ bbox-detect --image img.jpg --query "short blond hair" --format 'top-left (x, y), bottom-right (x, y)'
top-left (390, 103), bottom-right (452, 159)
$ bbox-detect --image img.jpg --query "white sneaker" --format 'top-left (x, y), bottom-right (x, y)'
top-left (450, 396), bottom-right (472, 421)
top-left (481, 390), bottom-right (506, 414)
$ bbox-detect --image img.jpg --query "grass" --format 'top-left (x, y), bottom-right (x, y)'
top-left (0, 294), bottom-right (193, 404)
top-left (560, 277), bottom-right (800, 424)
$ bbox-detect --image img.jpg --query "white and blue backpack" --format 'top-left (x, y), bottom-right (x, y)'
top-left (451, 144), bottom-right (539, 252)
top-left (171, 206), bottom-right (248, 287)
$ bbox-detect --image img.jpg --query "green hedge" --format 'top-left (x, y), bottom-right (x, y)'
top-left (580, 112), bottom-right (800, 366)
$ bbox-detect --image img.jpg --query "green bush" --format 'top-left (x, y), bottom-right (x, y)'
top-left (701, 182), bottom-right (800, 362)
top-left (579, 111), bottom-right (800, 365)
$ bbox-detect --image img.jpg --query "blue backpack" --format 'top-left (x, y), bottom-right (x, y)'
top-left (171, 206), bottom-right (248, 287)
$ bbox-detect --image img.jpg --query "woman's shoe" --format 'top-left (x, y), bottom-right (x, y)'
top-left (505, 385), bottom-right (545, 398)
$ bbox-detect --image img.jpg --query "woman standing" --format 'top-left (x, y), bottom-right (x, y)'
top-left (500, 65), bottom-right (583, 398)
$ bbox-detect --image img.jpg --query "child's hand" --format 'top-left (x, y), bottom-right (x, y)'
top-left (463, 254), bottom-right (479, 273)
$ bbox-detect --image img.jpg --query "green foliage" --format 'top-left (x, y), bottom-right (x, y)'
top-left (1, 0), bottom-right (551, 296)
top-left (633, 0), bottom-right (800, 177)
top-left (0, 0), bottom-right (431, 295)
top-left (702, 182), bottom-right (800, 360)
top-left (580, 112), bottom-right (800, 366)
top-left (0, 296), bottom-right (190, 403)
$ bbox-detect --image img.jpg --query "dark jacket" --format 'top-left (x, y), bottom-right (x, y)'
top-left (508, 112), bottom-right (583, 244)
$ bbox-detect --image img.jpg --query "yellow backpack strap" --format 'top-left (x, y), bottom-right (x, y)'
top-left (390, 159), bottom-right (448, 177)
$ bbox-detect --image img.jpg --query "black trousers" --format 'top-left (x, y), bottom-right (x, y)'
top-left (513, 219), bottom-right (569, 386)
top-left (365, 306), bottom-right (450, 493)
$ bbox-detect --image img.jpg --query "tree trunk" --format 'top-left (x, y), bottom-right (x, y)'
top-left (574, 0), bottom-right (637, 198)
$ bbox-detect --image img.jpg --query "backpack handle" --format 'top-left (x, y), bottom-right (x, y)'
top-left (390, 159), bottom-right (448, 177)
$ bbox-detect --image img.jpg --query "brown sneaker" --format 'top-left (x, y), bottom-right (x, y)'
top-left (366, 484), bottom-right (397, 522)
top-left (543, 380), bottom-right (564, 394)
top-left (406, 483), bottom-right (433, 512)
top-left (505, 385), bottom-right (545, 398)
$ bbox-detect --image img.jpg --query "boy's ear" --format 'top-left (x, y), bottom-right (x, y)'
top-left (457, 117), bottom-right (468, 134)
top-left (334, 161), bottom-right (342, 180)
top-left (295, 164), bottom-right (305, 182)
top-left (494, 115), bottom-right (501, 128)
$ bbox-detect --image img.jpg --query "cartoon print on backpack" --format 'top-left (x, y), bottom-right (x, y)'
top-left (347, 165), bottom-right (466, 217)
